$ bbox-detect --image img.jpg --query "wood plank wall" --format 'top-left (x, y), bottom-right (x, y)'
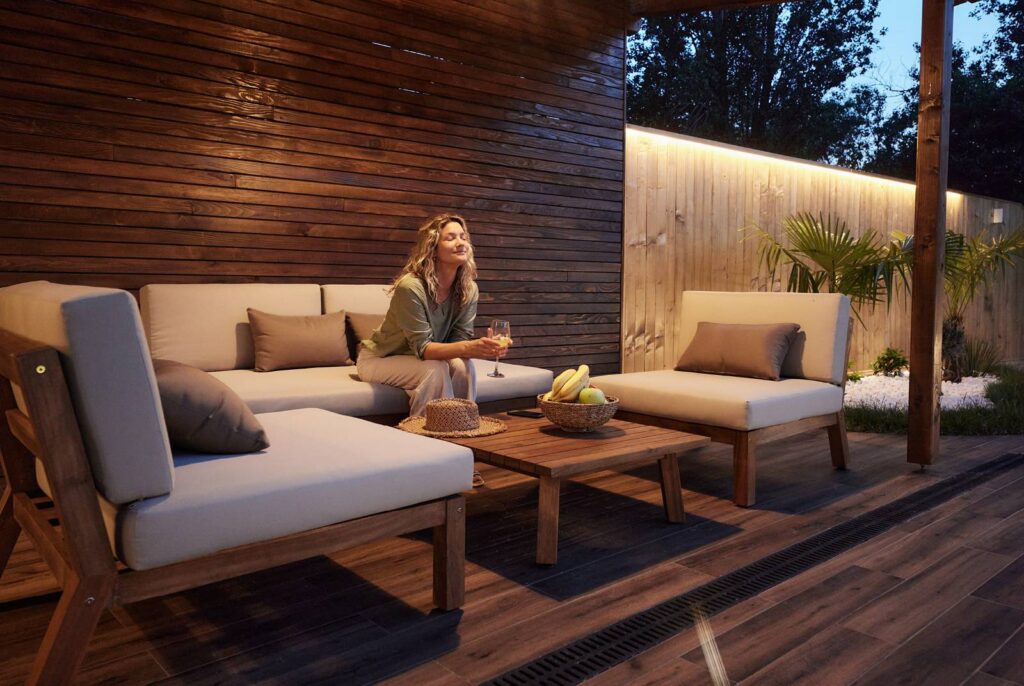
top-left (623, 125), bottom-right (1024, 372)
top-left (0, 0), bottom-right (625, 375)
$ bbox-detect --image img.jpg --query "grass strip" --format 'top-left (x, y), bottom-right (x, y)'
top-left (845, 365), bottom-right (1024, 435)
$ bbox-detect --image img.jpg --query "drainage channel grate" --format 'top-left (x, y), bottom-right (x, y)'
top-left (485, 453), bottom-right (1024, 686)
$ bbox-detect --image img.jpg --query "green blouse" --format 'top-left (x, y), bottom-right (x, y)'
top-left (363, 274), bottom-right (478, 359)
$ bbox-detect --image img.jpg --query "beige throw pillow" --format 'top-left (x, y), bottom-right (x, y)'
top-left (153, 360), bottom-right (269, 453)
top-left (247, 308), bottom-right (350, 372)
top-left (675, 322), bottom-right (801, 381)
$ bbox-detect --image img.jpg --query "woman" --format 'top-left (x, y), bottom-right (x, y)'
top-left (357, 213), bottom-right (506, 419)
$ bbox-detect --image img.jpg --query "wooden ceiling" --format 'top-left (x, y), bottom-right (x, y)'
top-left (630, 0), bottom-right (973, 16)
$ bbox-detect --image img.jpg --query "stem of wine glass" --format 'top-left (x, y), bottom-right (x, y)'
top-left (492, 354), bottom-right (500, 375)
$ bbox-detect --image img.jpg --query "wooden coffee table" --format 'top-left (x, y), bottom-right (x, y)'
top-left (449, 415), bottom-right (709, 564)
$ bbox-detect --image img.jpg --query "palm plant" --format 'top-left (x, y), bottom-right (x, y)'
top-left (943, 229), bottom-right (1024, 321)
top-left (749, 213), bottom-right (910, 322)
top-left (939, 229), bottom-right (1024, 381)
top-left (753, 214), bottom-right (1024, 382)
top-left (894, 227), bottom-right (1024, 380)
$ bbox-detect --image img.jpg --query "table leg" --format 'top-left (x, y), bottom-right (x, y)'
top-left (658, 454), bottom-right (685, 523)
top-left (536, 476), bottom-right (561, 565)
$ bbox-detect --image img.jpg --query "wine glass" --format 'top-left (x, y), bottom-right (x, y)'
top-left (488, 319), bottom-right (511, 378)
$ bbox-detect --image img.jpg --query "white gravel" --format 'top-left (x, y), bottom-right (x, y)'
top-left (844, 372), bottom-right (997, 410)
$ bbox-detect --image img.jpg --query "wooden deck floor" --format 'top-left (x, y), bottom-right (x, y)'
top-left (2, 430), bottom-right (1023, 685)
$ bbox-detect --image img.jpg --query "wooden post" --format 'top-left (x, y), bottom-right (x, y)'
top-left (908, 0), bottom-right (954, 466)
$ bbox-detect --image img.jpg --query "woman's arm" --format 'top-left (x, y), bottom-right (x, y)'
top-left (423, 337), bottom-right (504, 361)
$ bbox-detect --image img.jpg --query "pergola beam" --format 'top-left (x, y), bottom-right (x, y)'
top-left (630, 0), bottom-right (799, 13)
top-left (629, 0), bottom-right (972, 16)
top-left (908, 0), bottom-right (955, 466)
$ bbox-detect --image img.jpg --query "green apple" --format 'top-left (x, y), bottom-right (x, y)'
top-left (578, 387), bottom-right (607, 405)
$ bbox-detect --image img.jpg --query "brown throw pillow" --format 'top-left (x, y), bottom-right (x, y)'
top-left (348, 312), bottom-right (386, 343)
top-left (675, 322), bottom-right (801, 381)
top-left (344, 312), bottom-right (385, 361)
top-left (153, 360), bottom-right (269, 453)
top-left (247, 308), bottom-right (350, 372)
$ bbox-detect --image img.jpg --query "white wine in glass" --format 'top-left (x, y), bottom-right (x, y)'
top-left (488, 319), bottom-right (511, 378)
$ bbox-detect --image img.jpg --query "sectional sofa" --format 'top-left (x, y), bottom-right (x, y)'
top-left (0, 280), bottom-right (551, 684)
top-left (140, 282), bottom-right (553, 418)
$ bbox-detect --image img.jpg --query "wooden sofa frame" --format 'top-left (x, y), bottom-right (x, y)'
top-left (615, 408), bottom-right (849, 507)
top-left (616, 321), bottom-right (854, 507)
top-left (0, 328), bottom-right (465, 685)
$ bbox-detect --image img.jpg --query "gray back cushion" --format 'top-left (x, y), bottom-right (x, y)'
top-left (0, 281), bottom-right (174, 504)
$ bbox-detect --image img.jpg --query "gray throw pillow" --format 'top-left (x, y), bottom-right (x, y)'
top-left (247, 308), bottom-right (350, 372)
top-left (153, 359), bottom-right (269, 453)
top-left (675, 322), bottom-right (801, 381)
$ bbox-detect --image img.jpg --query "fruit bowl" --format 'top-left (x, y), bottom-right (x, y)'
top-left (537, 394), bottom-right (619, 433)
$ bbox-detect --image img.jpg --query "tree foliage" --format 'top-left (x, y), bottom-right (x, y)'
top-left (867, 1), bottom-right (1024, 202)
top-left (627, 1), bottom-right (884, 166)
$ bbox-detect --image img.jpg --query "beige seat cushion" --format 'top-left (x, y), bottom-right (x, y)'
top-left (213, 360), bottom-right (552, 415)
top-left (212, 367), bottom-right (409, 416)
top-left (109, 409), bottom-right (473, 569)
top-left (593, 370), bottom-right (844, 431)
top-left (470, 359), bottom-right (553, 403)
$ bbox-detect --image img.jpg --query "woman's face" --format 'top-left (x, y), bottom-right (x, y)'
top-left (434, 220), bottom-right (471, 268)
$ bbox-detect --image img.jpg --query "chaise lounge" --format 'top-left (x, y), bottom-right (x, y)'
top-left (593, 291), bottom-right (852, 507)
top-left (0, 281), bottom-right (477, 684)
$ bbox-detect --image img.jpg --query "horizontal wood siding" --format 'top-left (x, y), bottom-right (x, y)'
top-left (0, 0), bottom-right (625, 375)
top-left (623, 125), bottom-right (1024, 372)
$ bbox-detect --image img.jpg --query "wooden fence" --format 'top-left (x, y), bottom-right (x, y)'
top-left (623, 125), bottom-right (1024, 372)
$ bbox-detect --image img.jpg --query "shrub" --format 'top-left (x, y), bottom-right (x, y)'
top-left (963, 338), bottom-right (1003, 377)
top-left (987, 365), bottom-right (1024, 408)
top-left (847, 363), bottom-right (863, 383)
top-left (872, 347), bottom-right (909, 377)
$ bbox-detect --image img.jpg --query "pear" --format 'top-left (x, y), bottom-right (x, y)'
top-left (578, 387), bottom-right (607, 404)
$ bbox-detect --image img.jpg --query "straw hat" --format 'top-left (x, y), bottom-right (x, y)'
top-left (398, 398), bottom-right (506, 438)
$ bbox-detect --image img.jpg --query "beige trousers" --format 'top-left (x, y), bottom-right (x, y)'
top-left (356, 347), bottom-right (476, 417)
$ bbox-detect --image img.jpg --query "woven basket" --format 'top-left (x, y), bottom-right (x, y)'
top-left (537, 394), bottom-right (619, 433)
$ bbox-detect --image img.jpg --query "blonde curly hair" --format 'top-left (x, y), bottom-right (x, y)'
top-left (392, 213), bottom-right (478, 308)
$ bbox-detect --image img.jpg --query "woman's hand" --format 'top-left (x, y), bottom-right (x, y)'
top-left (487, 326), bottom-right (512, 359)
top-left (462, 336), bottom-right (508, 359)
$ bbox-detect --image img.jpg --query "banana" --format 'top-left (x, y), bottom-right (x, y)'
top-left (544, 368), bottom-right (577, 401)
top-left (553, 365), bottom-right (590, 402)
